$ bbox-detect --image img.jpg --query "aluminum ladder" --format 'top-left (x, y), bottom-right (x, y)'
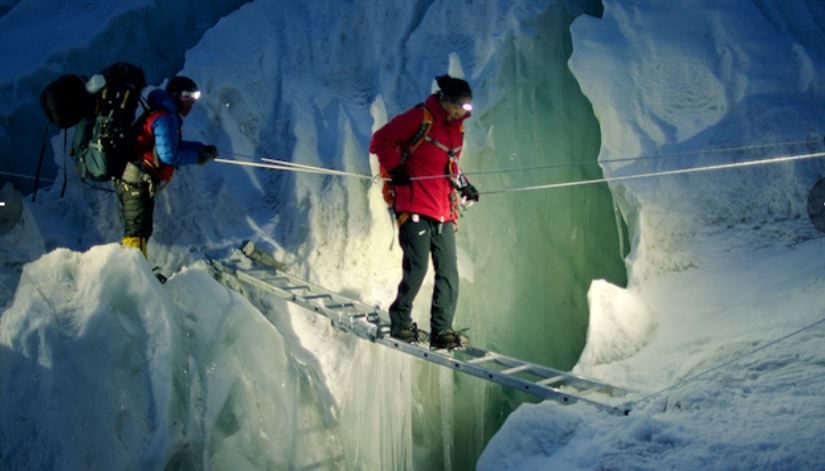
top-left (207, 241), bottom-right (631, 416)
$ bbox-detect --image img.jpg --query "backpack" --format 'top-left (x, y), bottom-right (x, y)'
top-left (71, 62), bottom-right (147, 182)
top-left (40, 74), bottom-right (95, 128)
top-left (39, 62), bottom-right (146, 184)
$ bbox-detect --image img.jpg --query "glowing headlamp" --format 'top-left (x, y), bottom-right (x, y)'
top-left (461, 102), bottom-right (473, 112)
top-left (179, 90), bottom-right (202, 101)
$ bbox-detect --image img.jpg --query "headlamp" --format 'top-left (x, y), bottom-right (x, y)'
top-left (179, 90), bottom-right (202, 101)
top-left (461, 102), bottom-right (473, 112)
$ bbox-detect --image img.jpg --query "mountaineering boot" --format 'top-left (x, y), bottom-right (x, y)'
top-left (429, 328), bottom-right (468, 351)
top-left (390, 322), bottom-right (420, 343)
top-left (122, 236), bottom-right (147, 257)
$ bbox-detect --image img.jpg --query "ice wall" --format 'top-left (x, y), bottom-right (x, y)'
top-left (569, 0), bottom-right (825, 283)
top-left (476, 2), bottom-right (825, 467)
top-left (0, 244), bottom-right (341, 469)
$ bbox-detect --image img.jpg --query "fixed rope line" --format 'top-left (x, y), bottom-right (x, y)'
top-left (214, 147), bottom-right (825, 193)
top-left (598, 136), bottom-right (824, 166)
top-left (480, 150), bottom-right (825, 196)
top-left (627, 313), bottom-right (825, 410)
top-left (231, 136), bottom-right (823, 181)
top-left (0, 171), bottom-right (56, 182)
top-left (260, 158), bottom-right (373, 180)
top-left (225, 152), bottom-right (374, 180)
top-left (215, 157), bottom-right (374, 180)
top-left (413, 136), bottom-right (825, 181)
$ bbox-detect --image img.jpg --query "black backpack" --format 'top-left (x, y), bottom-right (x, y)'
top-left (39, 62), bottom-right (147, 185)
top-left (40, 74), bottom-right (95, 128)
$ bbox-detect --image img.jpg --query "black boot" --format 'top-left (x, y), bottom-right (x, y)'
top-left (390, 322), bottom-right (420, 343)
top-left (429, 328), bottom-right (468, 350)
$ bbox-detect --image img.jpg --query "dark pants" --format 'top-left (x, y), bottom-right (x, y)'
top-left (389, 215), bottom-right (459, 336)
top-left (116, 163), bottom-right (155, 239)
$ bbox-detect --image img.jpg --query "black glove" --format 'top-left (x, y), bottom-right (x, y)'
top-left (198, 145), bottom-right (218, 165)
top-left (389, 165), bottom-right (411, 185)
top-left (461, 183), bottom-right (479, 202)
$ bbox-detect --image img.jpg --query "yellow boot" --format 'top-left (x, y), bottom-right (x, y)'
top-left (122, 236), bottom-right (147, 258)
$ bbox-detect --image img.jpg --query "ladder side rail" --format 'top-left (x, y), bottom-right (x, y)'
top-left (461, 345), bottom-right (628, 394)
top-left (210, 260), bottom-right (378, 340)
top-left (377, 337), bottom-right (628, 415)
top-left (211, 257), bottom-right (629, 410)
top-left (248, 268), bottom-right (391, 326)
top-left (233, 270), bottom-right (382, 340)
top-left (239, 260), bottom-right (625, 395)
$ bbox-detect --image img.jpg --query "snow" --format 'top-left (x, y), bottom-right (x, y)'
top-left (2, 0), bottom-right (825, 469)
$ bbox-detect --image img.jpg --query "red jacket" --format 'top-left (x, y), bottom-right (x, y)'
top-left (370, 94), bottom-right (470, 223)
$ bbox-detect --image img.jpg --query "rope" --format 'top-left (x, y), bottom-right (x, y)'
top-left (214, 157), bottom-right (374, 180)
top-left (627, 313), bottom-right (825, 409)
top-left (0, 171), bottom-right (56, 182)
top-left (260, 158), bottom-right (373, 180)
top-left (215, 146), bottom-right (825, 194)
top-left (480, 150), bottom-right (825, 195)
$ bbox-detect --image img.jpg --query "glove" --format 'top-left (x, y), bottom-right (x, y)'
top-left (389, 165), bottom-right (411, 185)
top-left (198, 145), bottom-right (218, 165)
top-left (461, 183), bottom-right (479, 202)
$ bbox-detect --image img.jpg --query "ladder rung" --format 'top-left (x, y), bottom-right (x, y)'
top-left (304, 294), bottom-right (332, 300)
top-left (326, 302), bottom-right (355, 309)
top-left (281, 285), bottom-right (309, 291)
top-left (538, 375), bottom-right (567, 387)
top-left (500, 364), bottom-right (531, 376)
top-left (467, 354), bottom-right (497, 365)
top-left (254, 273), bottom-right (288, 283)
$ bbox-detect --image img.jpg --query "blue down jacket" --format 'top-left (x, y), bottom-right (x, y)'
top-left (134, 89), bottom-right (203, 180)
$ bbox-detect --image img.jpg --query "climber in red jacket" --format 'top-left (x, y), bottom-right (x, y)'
top-left (370, 75), bottom-right (479, 350)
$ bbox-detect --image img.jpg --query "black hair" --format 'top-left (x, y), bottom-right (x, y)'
top-left (436, 75), bottom-right (472, 103)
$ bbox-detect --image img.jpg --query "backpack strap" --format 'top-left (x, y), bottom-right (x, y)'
top-left (31, 125), bottom-right (48, 202)
top-left (400, 104), bottom-right (433, 162)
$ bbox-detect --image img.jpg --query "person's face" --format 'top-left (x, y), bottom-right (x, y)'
top-left (177, 99), bottom-right (194, 117)
top-left (176, 90), bottom-right (201, 117)
top-left (440, 96), bottom-right (473, 121)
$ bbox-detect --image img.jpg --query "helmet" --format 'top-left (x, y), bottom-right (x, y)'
top-left (166, 76), bottom-right (200, 101)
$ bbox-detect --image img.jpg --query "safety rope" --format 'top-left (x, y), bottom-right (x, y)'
top-left (214, 145), bottom-right (825, 194)
top-left (481, 150), bottom-right (825, 195)
top-left (391, 136), bottom-right (825, 182)
top-left (214, 157), bottom-right (374, 180)
top-left (625, 313), bottom-right (825, 410)
top-left (0, 171), bottom-right (56, 182)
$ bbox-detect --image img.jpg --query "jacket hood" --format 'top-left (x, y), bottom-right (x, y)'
top-left (147, 89), bottom-right (180, 115)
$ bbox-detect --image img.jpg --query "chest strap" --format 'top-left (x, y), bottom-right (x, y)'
top-left (424, 134), bottom-right (463, 156)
